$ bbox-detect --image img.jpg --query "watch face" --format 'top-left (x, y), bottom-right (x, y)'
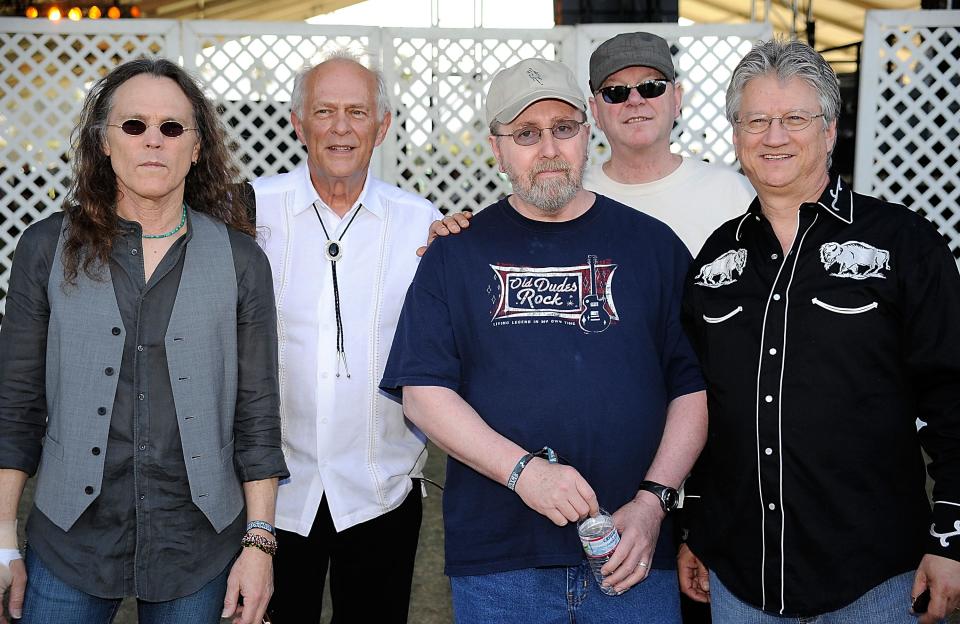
top-left (663, 488), bottom-right (679, 511)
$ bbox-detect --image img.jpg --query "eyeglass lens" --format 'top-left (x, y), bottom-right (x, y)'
top-left (117, 119), bottom-right (189, 138)
top-left (599, 80), bottom-right (668, 104)
top-left (739, 111), bottom-right (820, 134)
top-left (510, 120), bottom-right (582, 146)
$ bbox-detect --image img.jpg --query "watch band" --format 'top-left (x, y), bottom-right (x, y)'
top-left (245, 520), bottom-right (277, 536)
top-left (638, 480), bottom-right (679, 513)
top-left (506, 446), bottom-right (558, 491)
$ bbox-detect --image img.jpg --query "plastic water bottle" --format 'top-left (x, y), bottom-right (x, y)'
top-left (577, 509), bottom-right (620, 595)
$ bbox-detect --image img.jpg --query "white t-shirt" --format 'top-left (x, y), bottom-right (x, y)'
top-left (583, 157), bottom-right (755, 254)
top-left (254, 164), bottom-right (441, 534)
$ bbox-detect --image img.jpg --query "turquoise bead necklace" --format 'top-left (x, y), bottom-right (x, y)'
top-left (142, 204), bottom-right (187, 239)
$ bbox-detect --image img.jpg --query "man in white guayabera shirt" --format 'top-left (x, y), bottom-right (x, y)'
top-left (252, 49), bottom-right (441, 623)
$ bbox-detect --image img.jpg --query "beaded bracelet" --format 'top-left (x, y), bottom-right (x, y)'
top-left (241, 531), bottom-right (278, 557)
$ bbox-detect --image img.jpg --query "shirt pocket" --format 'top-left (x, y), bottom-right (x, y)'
top-left (702, 305), bottom-right (744, 324)
top-left (810, 297), bottom-right (878, 315)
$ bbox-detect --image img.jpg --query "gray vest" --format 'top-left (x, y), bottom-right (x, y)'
top-left (36, 209), bottom-right (244, 533)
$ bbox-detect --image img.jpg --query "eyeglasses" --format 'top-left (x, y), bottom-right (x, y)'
top-left (736, 110), bottom-right (825, 134)
top-left (107, 119), bottom-right (198, 138)
top-left (597, 80), bottom-right (669, 104)
top-left (492, 119), bottom-right (585, 146)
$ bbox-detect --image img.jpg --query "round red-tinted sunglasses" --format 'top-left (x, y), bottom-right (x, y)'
top-left (108, 119), bottom-right (198, 138)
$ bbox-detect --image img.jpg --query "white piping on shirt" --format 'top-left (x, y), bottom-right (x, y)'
top-left (703, 306), bottom-right (743, 323)
top-left (934, 500), bottom-right (960, 507)
top-left (774, 212), bottom-right (818, 614)
top-left (811, 299), bottom-right (878, 314)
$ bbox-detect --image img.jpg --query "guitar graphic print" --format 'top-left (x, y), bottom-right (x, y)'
top-left (578, 254), bottom-right (611, 333)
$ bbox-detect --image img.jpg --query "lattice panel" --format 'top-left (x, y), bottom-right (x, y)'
top-left (0, 19), bottom-right (177, 317)
top-left (577, 23), bottom-right (772, 168)
top-left (183, 23), bottom-right (380, 181)
top-left (383, 28), bottom-right (573, 213)
top-left (855, 10), bottom-right (960, 261)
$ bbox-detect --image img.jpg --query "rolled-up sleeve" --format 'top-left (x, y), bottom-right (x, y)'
top-left (0, 218), bottom-right (60, 474)
top-left (230, 232), bottom-right (288, 482)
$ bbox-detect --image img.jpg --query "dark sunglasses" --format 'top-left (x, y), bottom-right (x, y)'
top-left (108, 119), bottom-right (198, 138)
top-left (597, 79), bottom-right (669, 104)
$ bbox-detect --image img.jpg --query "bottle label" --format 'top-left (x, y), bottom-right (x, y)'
top-left (580, 525), bottom-right (619, 558)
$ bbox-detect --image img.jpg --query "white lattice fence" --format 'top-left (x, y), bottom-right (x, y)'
top-left (855, 10), bottom-right (960, 260)
top-left (0, 18), bottom-right (178, 315)
top-left (382, 27), bottom-right (575, 212)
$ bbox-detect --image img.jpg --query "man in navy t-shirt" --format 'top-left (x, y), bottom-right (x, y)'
top-left (381, 57), bottom-right (706, 623)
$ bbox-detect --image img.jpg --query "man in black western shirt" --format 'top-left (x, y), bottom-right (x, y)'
top-left (679, 40), bottom-right (960, 623)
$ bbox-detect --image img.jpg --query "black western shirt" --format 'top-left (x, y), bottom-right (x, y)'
top-left (0, 211), bottom-right (289, 601)
top-left (681, 175), bottom-right (960, 616)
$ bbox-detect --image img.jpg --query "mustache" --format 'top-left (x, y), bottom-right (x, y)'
top-left (530, 159), bottom-right (572, 175)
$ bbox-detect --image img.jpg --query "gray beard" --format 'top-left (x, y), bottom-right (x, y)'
top-left (506, 155), bottom-right (586, 215)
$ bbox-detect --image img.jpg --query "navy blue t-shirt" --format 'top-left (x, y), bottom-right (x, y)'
top-left (381, 195), bottom-right (704, 577)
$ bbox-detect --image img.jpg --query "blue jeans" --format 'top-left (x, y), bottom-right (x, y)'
top-left (450, 562), bottom-right (681, 624)
top-left (19, 548), bottom-right (230, 624)
top-left (710, 569), bottom-right (920, 623)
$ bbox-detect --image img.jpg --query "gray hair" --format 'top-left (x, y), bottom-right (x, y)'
top-left (290, 48), bottom-right (390, 119)
top-left (725, 39), bottom-right (840, 127)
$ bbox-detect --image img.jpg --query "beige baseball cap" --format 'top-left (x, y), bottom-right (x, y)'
top-left (484, 58), bottom-right (586, 127)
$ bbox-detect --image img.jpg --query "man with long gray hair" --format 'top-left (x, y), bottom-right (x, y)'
top-left (679, 39), bottom-right (960, 623)
top-left (252, 49), bottom-right (441, 622)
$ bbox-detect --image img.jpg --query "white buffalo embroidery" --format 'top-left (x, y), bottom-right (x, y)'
top-left (695, 249), bottom-right (747, 288)
top-left (819, 241), bottom-right (890, 279)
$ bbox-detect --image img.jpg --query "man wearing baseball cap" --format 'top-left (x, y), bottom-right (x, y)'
top-left (381, 57), bottom-right (707, 623)
top-left (585, 32), bottom-right (754, 255)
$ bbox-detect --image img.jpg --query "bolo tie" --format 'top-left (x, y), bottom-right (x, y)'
top-left (311, 199), bottom-right (363, 378)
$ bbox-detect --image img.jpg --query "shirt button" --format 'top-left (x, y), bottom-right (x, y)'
top-left (97, 407), bottom-right (107, 415)
top-left (104, 367), bottom-right (114, 376)
top-left (84, 486), bottom-right (94, 495)
top-left (772, 294), bottom-right (781, 301)
top-left (768, 348), bottom-right (777, 355)
top-left (131, 248), bottom-right (138, 256)
top-left (765, 395), bottom-right (773, 403)
top-left (770, 253), bottom-right (779, 260)
top-left (768, 503), bottom-right (776, 511)
top-left (320, 372), bottom-right (329, 379)
top-left (765, 447), bottom-right (773, 455)
top-left (320, 418), bottom-right (327, 425)
top-left (91, 447), bottom-right (101, 456)
top-left (139, 443), bottom-right (146, 451)
top-left (111, 327), bottom-right (121, 336)
top-left (138, 393), bottom-right (145, 401)
top-left (137, 345), bottom-right (144, 352)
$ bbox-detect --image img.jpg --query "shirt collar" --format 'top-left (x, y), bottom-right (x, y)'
top-left (736, 173), bottom-right (854, 241)
top-left (292, 163), bottom-right (384, 220)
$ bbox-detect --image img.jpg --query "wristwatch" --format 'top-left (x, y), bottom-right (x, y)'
top-left (638, 480), bottom-right (679, 513)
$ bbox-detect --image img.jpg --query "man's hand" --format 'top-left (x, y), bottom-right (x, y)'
top-left (416, 211), bottom-right (472, 257)
top-left (599, 493), bottom-right (665, 593)
top-left (222, 543), bottom-right (273, 624)
top-left (513, 458), bottom-right (598, 526)
top-left (912, 553), bottom-right (960, 623)
top-left (0, 558), bottom-right (25, 624)
top-left (677, 543), bottom-right (710, 603)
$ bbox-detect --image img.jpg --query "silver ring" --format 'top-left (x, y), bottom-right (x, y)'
top-left (637, 561), bottom-right (649, 568)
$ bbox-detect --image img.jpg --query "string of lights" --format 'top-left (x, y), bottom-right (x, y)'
top-left (5, 2), bottom-right (143, 20)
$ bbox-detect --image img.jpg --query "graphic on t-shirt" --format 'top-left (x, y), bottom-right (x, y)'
top-left (579, 254), bottom-right (611, 333)
top-left (695, 249), bottom-right (747, 288)
top-left (489, 256), bottom-right (618, 331)
top-left (819, 241), bottom-right (890, 279)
